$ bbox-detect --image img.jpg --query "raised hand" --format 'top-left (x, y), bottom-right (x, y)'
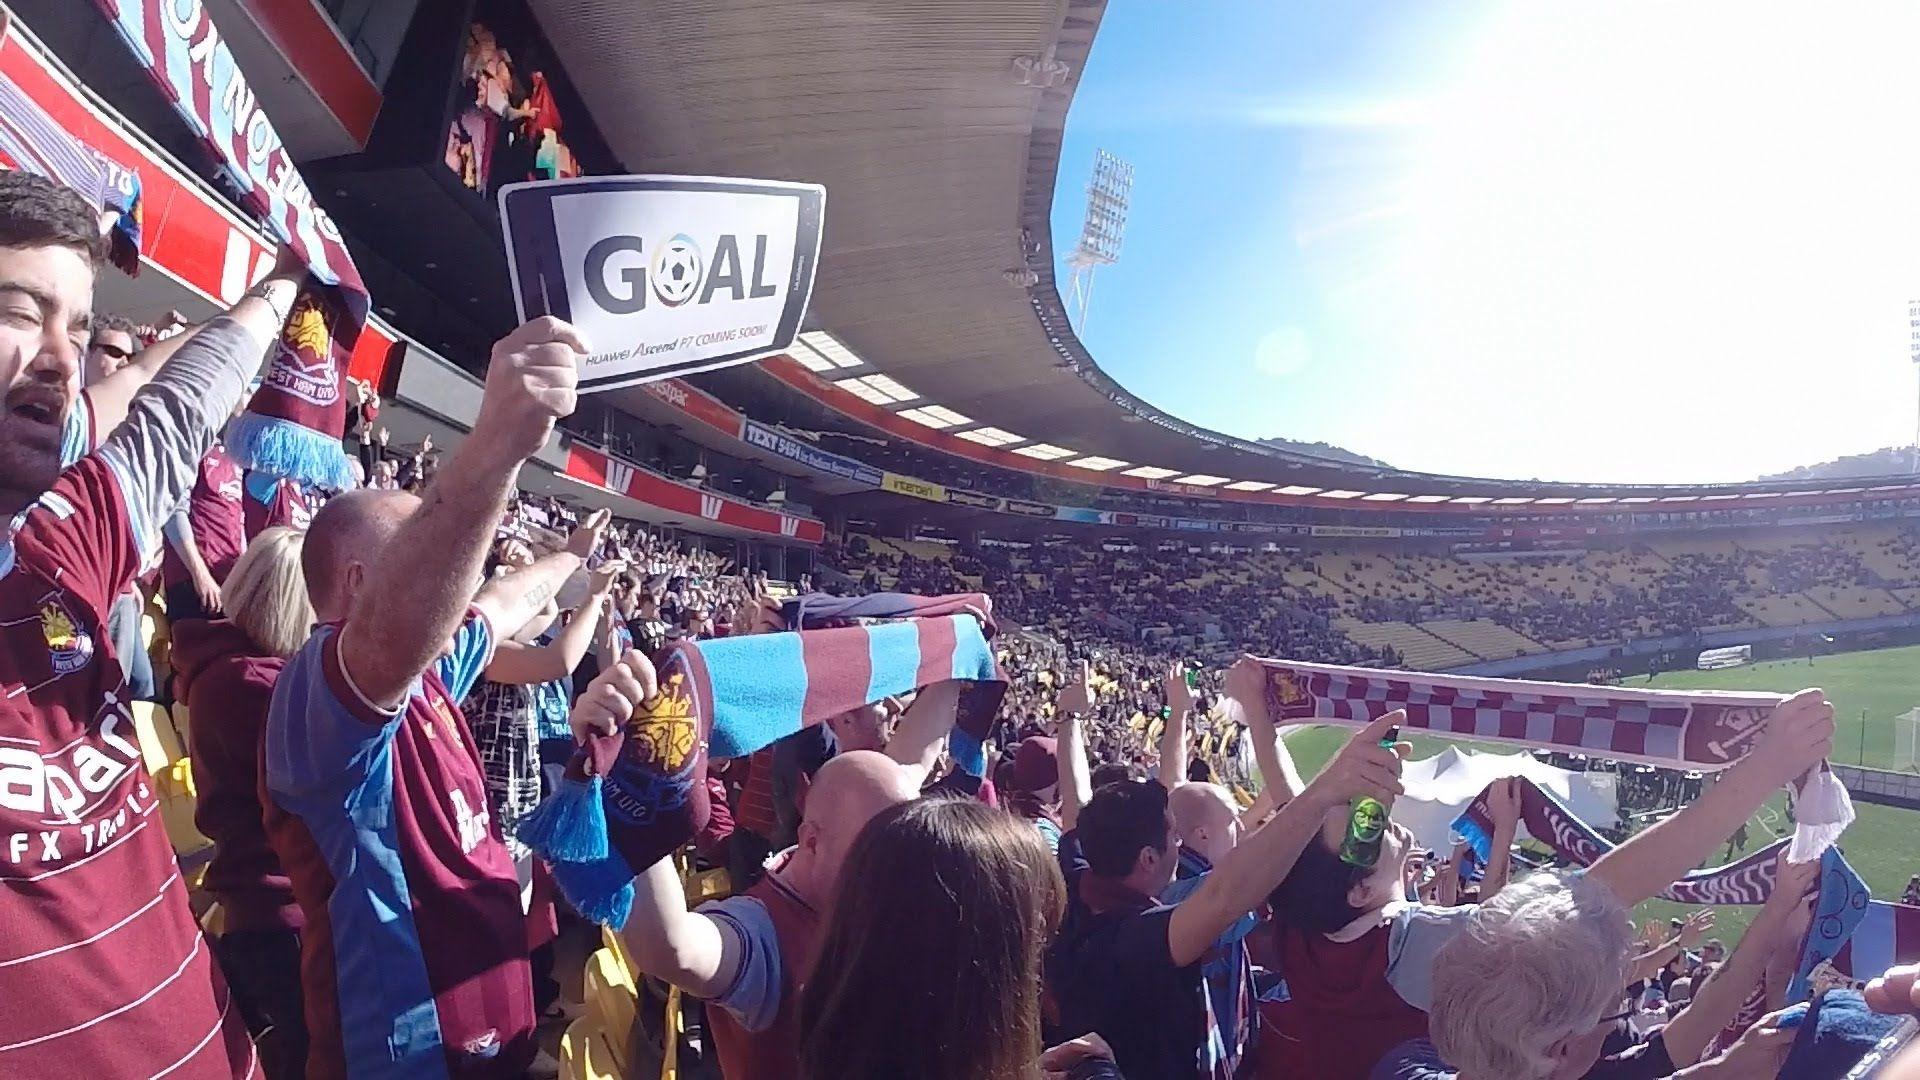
top-left (475, 315), bottom-right (587, 462)
top-left (571, 648), bottom-right (658, 742)
top-left (566, 507), bottom-right (611, 560)
top-left (1677, 907), bottom-right (1715, 949)
top-left (1299, 710), bottom-right (1409, 813)
top-left (1489, 776), bottom-right (1523, 830)
top-left (1056, 659), bottom-right (1094, 716)
top-left (1165, 661), bottom-right (1195, 719)
top-left (1744, 688), bottom-right (1835, 785)
top-left (587, 558), bottom-right (626, 597)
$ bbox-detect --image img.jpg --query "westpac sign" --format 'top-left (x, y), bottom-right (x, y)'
top-left (502, 176), bottom-right (825, 392)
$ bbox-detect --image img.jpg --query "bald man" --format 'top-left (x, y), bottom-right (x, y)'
top-left (262, 317), bottom-right (590, 1079)
top-left (1160, 780), bottom-right (1264, 1075)
top-left (590, 651), bottom-right (923, 1079)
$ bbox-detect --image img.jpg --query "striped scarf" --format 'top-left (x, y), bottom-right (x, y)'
top-left (1451, 775), bottom-right (1790, 905)
top-left (1256, 659), bottom-right (1784, 770)
top-left (520, 612), bottom-right (1001, 925)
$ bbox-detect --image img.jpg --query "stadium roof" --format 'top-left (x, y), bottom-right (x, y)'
top-left (531, 0), bottom-right (1915, 500)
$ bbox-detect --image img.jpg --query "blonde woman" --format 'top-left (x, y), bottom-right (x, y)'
top-left (172, 525), bottom-right (314, 1077)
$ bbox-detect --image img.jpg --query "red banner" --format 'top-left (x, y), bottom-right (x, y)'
top-left (565, 444), bottom-right (824, 544)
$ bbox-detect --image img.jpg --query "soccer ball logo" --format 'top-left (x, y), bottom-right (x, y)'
top-left (651, 233), bottom-right (704, 308)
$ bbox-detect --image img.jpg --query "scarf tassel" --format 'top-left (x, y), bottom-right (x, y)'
top-left (516, 774), bottom-right (609, 862)
top-left (549, 852), bottom-right (637, 930)
top-left (227, 411), bottom-right (356, 491)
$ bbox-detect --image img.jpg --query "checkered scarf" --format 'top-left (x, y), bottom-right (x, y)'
top-left (1256, 659), bottom-right (1784, 770)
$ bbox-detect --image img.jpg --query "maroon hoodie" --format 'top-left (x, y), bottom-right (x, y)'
top-left (172, 618), bottom-right (301, 933)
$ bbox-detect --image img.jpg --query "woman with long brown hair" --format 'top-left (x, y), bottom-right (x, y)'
top-left (798, 797), bottom-right (1093, 1080)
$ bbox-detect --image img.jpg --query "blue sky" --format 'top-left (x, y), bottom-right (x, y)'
top-left (1053, 2), bottom-right (1920, 484)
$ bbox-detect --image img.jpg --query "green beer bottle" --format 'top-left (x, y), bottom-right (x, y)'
top-left (1338, 725), bottom-right (1400, 868)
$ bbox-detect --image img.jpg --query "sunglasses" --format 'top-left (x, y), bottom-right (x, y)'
top-left (91, 342), bottom-right (134, 362)
top-left (1597, 1007), bottom-right (1637, 1027)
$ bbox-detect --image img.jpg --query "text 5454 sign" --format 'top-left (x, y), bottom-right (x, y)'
top-left (500, 175), bottom-right (825, 392)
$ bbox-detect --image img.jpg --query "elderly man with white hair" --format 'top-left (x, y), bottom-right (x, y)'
top-left (1371, 687), bottom-right (1835, 1080)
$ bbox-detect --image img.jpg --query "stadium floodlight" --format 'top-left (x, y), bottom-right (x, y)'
top-left (835, 374), bottom-right (918, 404)
top-left (897, 405), bottom-right (972, 429)
top-left (797, 331), bottom-right (866, 369)
top-left (1123, 465), bottom-right (1181, 479)
top-left (1065, 150), bottom-right (1134, 332)
top-left (1910, 300), bottom-right (1920, 471)
top-left (956, 426), bottom-right (1026, 447)
top-left (1013, 443), bottom-right (1077, 461)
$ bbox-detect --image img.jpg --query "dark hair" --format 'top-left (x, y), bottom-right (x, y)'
top-left (89, 312), bottom-right (138, 345)
top-left (799, 797), bottom-right (1065, 1080)
top-left (1089, 762), bottom-right (1136, 789)
top-left (0, 172), bottom-right (107, 267)
top-left (1075, 780), bottom-right (1170, 878)
top-left (1268, 829), bottom-right (1370, 934)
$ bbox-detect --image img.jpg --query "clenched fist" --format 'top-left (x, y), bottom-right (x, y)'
top-left (476, 316), bottom-right (588, 463)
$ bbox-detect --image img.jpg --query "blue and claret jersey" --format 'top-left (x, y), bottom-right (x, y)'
top-left (264, 611), bottom-right (534, 1078)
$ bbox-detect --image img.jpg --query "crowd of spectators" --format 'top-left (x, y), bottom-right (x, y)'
top-left (12, 164), bottom-right (1920, 1080)
top-left (824, 524), bottom-right (1920, 670)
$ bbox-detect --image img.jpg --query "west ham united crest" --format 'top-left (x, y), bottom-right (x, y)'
top-left (40, 599), bottom-right (93, 675)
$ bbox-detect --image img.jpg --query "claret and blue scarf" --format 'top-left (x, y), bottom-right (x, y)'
top-left (520, 593), bottom-right (1004, 926)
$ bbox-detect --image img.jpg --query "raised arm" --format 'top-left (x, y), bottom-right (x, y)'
top-left (1588, 690), bottom-right (1833, 906)
top-left (1662, 857), bottom-right (1817, 1066)
top-left (886, 680), bottom-right (962, 786)
top-left (482, 559), bottom-right (619, 684)
top-left (82, 313), bottom-right (204, 436)
top-left (1168, 699), bottom-right (1406, 968)
top-left (337, 317), bottom-right (584, 708)
top-left (1157, 662), bottom-right (1192, 789)
top-left (1235, 658), bottom-right (1303, 806)
top-left (572, 650), bottom-right (742, 995)
top-left (1057, 661), bottom-right (1095, 830)
top-left (92, 254), bottom-right (301, 556)
top-left (1480, 778), bottom-right (1521, 901)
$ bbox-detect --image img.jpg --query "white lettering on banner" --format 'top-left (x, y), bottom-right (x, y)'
top-left (603, 460), bottom-right (635, 495)
top-left (500, 177), bottom-right (824, 392)
top-left (102, 0), bottom-right (358, 291)
top-left (780, 515), bottom-right (798, 538)
top-left (700, 494), bottom-right (723, 520)
top-left (649, 381), bottom-right (690, 409)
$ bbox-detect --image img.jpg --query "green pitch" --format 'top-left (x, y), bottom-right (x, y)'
top-left (1267, 644), bottom-right (1920, 948)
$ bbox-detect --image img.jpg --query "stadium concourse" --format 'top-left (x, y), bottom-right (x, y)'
top-left (6, 2), bottom-right (1920, 1080)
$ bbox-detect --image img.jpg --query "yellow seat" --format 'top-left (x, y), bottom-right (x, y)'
top-left (683, 867), bottom-right (732, 906)
top-left (130, 701), bottom-right (183, 775)
top-left (156, 758), bottom-right (212, 858)
top-left (582, 948), bottom-right (637, 1076)
top-left (559, 1016), bottom-right (621, 1080)
top-left (170, 702), bottom-right (192, 755)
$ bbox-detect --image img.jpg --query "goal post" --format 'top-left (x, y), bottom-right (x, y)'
top-left (1894, 708), bottom-right (1920, 772)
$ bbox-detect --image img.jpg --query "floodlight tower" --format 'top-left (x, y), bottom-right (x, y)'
top-left (1910, 300), bottom-right (1920, 473)
top-left (1065, 150), bottom-right (1133, 333)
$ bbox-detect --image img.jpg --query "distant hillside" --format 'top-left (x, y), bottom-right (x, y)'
top-left (1760, 446), bottom-right (1920, 483)
top-left (1258, 436), bottom-right (1391, 468)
